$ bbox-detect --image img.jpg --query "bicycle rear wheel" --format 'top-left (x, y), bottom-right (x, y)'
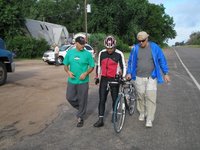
top-left (113, 94), bottom-right (126, 133)
top-left (128, 98), bottom-right (136, 115)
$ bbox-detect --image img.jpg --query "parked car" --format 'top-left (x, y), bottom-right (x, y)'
top-left (42, 44), bottom-right (71, 65)
top-left (0, 38), bottom-right (15, 86)
top-left (42, 44), bottom-right (95, 65)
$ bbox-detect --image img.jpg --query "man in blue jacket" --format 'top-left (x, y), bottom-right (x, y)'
top-left (126, 31), bottom-right (170, 128)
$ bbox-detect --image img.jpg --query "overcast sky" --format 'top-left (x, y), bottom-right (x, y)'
top-left (148, 0), bottom-right (200, 45)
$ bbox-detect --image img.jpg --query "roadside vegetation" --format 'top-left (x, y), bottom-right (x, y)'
top-left (175, 32), bottom-right (200, 47)
top-left (0, 0), bottom-right (199, 59)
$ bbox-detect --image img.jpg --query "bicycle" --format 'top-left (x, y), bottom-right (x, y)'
top-left (111, 78), bottom-right (137, 133)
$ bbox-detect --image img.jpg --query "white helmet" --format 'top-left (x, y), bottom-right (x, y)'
top-left (104, 35), bottom-right (116, 48)
top-left (74, 33), bottom-right (86, 39)
top-left (72, 33), bottom-right (86, 44)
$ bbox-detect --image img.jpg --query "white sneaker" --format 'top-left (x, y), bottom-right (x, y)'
top-left (138, 114), bottom-right (145, 121)
top-left (146, 120), bottom-right (153, 127)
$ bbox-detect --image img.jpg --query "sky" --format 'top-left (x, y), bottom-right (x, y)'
top-left (148, 0), bottom-right (200, 45)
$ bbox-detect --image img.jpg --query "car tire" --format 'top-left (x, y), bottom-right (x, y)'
top-left (0, 61), bottom-right (7, 86)
top-left (58, 57), bottom-right (64, 65)
top-left (47, 62), bottom-right (54, 65)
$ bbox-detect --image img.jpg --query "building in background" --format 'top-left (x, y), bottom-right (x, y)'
top-left (25, 19), bottom-right (69, 46)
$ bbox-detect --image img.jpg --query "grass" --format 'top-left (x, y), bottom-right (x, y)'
top-left (14, 57), bottom-right (42, 61)
top-left (124, 52), bottom-right (130, 59)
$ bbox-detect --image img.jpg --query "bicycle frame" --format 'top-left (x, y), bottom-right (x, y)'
top-left (112, 79), bottom-right (137, 133)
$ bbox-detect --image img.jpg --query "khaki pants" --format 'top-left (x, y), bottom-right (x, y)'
top-left (133, 76), bottom-right (157, 121)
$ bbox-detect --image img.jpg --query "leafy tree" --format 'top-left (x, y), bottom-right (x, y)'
top-left (175, 41), bottom-right (185, 46)
top-left (1, 0), bottom-right (178, 52)
top-left (7, 36), bottom-right (49, 58)
top-left (89, 0), bottom-right (176, 45)
top-left (0, 0), bottom-right (25, 39)
top-left (142, 4), bottom-right (176, 46)
top-left (187, 32), bottom-right (200, 45)
top-left (88, 33), bottom-right (129, 55)
top-left (25, 0), bottom-right (85, 33)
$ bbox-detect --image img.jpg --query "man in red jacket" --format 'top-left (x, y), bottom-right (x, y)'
top-left (93, 35), bottom-right (126, 127)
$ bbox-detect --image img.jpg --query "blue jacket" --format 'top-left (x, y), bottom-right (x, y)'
top-left (127, 41), bottom-right (169, 84)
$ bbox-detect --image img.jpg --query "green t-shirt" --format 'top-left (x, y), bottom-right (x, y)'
top-left (63, 47), bottom-right (95, 84)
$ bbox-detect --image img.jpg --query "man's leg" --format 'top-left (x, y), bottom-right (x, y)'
top-left (76, 82), bottom-right (89, 119)
top-left (145, 77), bottom-right (157, 127)
top-left (134, 77), bottom-right (146, 121)
top-left (94, 78), bottom-right (108, 127)
top-left (98, 78), bottom-right (109, 117)
top-left (66, 82), bottom-right (79, 109)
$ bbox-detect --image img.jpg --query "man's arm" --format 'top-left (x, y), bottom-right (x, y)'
top-left (157, 46), bottom-right (170, 83)
top-left (64, 65), bottom-right (75, 78)
top-left (79, 67), bottom-right (94, 80)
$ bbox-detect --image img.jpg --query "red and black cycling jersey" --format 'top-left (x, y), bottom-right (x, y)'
top-left (96, 49), bottom-right (126, 78)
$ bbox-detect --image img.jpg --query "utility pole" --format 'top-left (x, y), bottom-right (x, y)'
top-left (84, 0), bottom-right (87, 41)
top-left (84, 0), bottom-right (91, 42)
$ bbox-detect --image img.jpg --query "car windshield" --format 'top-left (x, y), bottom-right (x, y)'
top-left (67, 45), bottom-right (92, 51)
top-left (60, 45), bottom-right (71, 51)
top-left (84, 45), bottom-right (92, 51)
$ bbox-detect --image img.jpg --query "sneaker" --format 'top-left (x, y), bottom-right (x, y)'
top-left (146, 120), bottom-right (153, 127)
top-left (77, 118), bottom-right (84, 127)
top-left (138, 114), bottom-right (145, 121)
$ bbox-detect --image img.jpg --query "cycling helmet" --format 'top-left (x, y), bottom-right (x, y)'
top-left (104, 35), bottom-right (116, 48)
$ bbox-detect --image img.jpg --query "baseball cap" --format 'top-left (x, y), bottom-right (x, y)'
top-left (137, 31), bottom-right (149, 40)
top-left (75, 36), bottom-right (86, 45)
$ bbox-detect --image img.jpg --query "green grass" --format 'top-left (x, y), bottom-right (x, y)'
top-left (14, 57), bottom-right (42, 61)
top-left (124, 52), bottom-right (130, 59)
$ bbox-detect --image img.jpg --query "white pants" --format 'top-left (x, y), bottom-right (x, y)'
top-left (133, 76), bottom-right (157, 121)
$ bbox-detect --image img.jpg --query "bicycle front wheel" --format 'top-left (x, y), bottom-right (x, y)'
top-left (113, 94), bottom-right (126, 133)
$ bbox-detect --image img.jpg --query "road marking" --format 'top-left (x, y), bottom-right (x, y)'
top-left (173, 47), bottom-right (200, 91)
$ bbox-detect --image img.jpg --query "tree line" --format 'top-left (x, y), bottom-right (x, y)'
top-left (0, 0), bottom-right (179, 57)
top-left (175, 32), bottom-right (200, 46)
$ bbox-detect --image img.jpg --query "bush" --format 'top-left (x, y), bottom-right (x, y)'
top-left (88, 33), bottom-right (106, 54)
top-left (6, 36), bottom-right (49, 58)
top-left (115, 36), bottom-right (130, 53)
top-left (88, 33), bottom-right (130, 55)
top-left (186, 31), bottom-right (200, 45)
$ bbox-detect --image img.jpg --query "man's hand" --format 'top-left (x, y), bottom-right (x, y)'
top-left (67, 71), bottom-right (75, 78)
top-left (95, 78), bottom-right (100, 85)
top-left (126, 74), bottom-right (131, 81)
top-left (164, 74), bottom-right (170, 83)
top-left (79, 72), bottom-right (87, 80)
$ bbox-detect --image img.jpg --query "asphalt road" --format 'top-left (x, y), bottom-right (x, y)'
top-left (175, 47), bottom-right (200, 83)
top-left (1, 47), bottom-right (200, 150)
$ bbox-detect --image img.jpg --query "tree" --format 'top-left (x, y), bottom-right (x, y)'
top-left (0, 0), bottom-right (25, 39)
top-left (187, 31), bottom-right (200, 45)
top-left (1, 0), bottom-right (177, 47)
top-left (89, 0), bottom-right (176, 45)
top-left (24, 0), bottom-right (85, 33)
top-left (142, 4), bottom-right (176, 45)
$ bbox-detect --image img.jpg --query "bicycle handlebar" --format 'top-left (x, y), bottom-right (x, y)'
top-left (108, 78), bottom-right (131, 85)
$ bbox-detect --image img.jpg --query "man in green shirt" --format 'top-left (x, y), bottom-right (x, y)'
top-left (63, 36), bottom-right (95, 127)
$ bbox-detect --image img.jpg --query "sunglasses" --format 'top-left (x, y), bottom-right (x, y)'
top-left (138, 39), bottom-right (146, 43)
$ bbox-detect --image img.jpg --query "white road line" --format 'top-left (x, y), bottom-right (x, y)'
top-left (173, 47), bottom-right (200, 91)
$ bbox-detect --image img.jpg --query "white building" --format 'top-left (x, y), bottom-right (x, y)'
top-left (25, 19), bottom-right (69, 46)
